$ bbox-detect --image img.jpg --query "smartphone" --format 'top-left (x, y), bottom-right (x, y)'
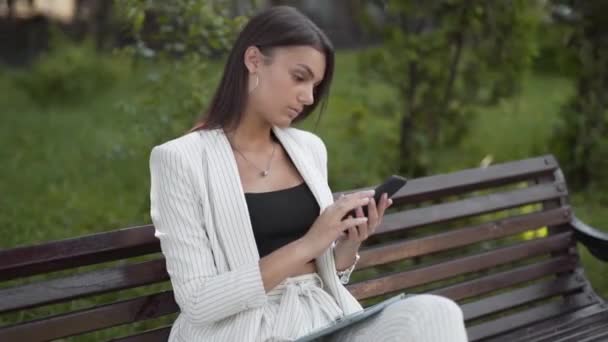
top-left (343, 175), bottom-right (408, 219)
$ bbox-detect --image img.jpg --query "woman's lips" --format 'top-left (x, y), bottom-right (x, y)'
top-left (288, 107), bottom-right (300, 118)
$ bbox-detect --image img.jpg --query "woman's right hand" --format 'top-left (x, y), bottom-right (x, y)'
top-left (300, 190), bottom-right (375, 259)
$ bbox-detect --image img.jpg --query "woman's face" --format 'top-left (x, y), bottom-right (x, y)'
top-left (245, 45), bottom-right (326, 128)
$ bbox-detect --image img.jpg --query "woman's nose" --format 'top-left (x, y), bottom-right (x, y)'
top-left (298, 86), bottom-right (314, 105)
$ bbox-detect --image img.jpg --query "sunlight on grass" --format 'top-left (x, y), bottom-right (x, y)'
top-left (433, 74), bottom-right (574, 173)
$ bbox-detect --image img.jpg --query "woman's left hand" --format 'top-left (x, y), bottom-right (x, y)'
top-left (338, 192), bottom-right (393, 246)
top-left (334, 192), bottom-right (393, 271)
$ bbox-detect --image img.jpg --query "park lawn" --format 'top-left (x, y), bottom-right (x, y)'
top-left (431, 73), bottom-right (574, 172)
top-left (0, 60), bottom-right (157, 246)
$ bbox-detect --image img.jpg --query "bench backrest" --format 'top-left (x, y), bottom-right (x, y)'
top-left (0, 155), bottom-right (601, 341)
top-left (345, 155), bottom-right (602, 341)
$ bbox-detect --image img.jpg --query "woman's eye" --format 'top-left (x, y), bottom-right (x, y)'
top-left (293, 74), bottom-right (305, 82)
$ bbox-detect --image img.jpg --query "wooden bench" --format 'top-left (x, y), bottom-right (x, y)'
top-left (1, 154), bottom-right (607, 341)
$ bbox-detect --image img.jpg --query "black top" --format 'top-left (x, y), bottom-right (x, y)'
top-left (245, 182), bottom-right (320, 258)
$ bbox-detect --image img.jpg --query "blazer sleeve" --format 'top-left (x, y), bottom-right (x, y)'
top-left (307, 133), bottom-right (358, 284)
top-left (149, 145), bottom-right (267, 326)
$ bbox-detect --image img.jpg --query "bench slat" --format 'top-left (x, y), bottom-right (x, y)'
top-left (0, 259), bottom-right (168, 314)
top-left (110, 327), bottom-right (171, 342)
top-left (337, 155), bottom-right (558, 205)
top-left (568, 328), bottom-right (608, 342)
top-left (433, 256), bottom-right (578, 301)
top-left (530, 310), bottom-right (608, 341)
top-left (488, 304), bottom-right (608, 341)
top-left (0, 292), bottom-right (177, 341)
top-left (0, 225), bottom-right (158, 282)
top-left (549, 316), bottom-right (608, 342)
top-left (578, 330), bottom-right (608, 342)
top-left (377, 182), bottom-right (567, 234)
top-left (358, 207), bottom-right (571, 269)
top-left (467, 292), bottom-right (596, 341)
top-left (347, 232), bottom-right (573, 299)
top-left (461, 275), bottom-right (585, 321)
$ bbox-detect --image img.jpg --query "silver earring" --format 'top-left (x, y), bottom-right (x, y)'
top-left (249, 74), bottom-right (259, 94)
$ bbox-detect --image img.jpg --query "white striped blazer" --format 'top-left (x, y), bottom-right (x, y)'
top-left (149, 126), bottom-right (363, 341)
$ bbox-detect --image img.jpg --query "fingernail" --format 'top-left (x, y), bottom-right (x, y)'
top-left (362, 197), bottom-right (370, 203)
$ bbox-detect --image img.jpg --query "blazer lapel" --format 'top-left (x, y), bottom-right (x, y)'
top-left (202, 129), bottom-right (260, 269)
top-left (271, 127), bottom-right (333, 211)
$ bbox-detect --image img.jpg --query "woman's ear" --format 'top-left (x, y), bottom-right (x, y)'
top-left (244, 46), bottom-right (263, 74)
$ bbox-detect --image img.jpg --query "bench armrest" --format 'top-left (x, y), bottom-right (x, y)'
top-left (571, 216), bottom-right (608, 262)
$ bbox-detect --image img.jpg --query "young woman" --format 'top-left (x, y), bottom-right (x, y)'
top-left (149, 6), bottom-right (468, 342)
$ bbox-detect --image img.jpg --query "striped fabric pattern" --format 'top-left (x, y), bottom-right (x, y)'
top-left (149, 127), bottom-right (362, 341)
top-left (260, 273), bottom-right (344, 340)
top-left (264, 274), bottom-right (468, 342)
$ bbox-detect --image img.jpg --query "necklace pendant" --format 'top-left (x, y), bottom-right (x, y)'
top-left (261, 170), bottom-right (269, 177)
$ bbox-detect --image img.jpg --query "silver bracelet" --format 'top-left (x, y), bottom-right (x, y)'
top-left (336, 253), bottom-right (360, 284)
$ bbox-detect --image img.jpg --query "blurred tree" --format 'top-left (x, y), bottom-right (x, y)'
top-left (114, 0), bottom-right (251, 144)
top-left (356, 0), bottom-right (542, 176)
top-left (266, 0), bottom-right (374, 48)
top-left (115, 0), bottom-right (249, 59)
top-left (551, 0), bottom-right (608, 193)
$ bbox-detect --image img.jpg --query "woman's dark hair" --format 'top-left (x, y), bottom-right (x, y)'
top-left (190, 6), bottom-right (334, 132)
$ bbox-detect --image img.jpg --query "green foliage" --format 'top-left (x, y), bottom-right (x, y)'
top-left (297, 52), bottom-right (402, 190)
top-left (115, 53), bottom-right (221, 146)
top-left (115, 0), bottom-right (249, 58)
top-left (6, 33), bottom-right (126, 106)
top-left (550, 1), bottom-right (608, 195)
top-left (112, 0), bottom-right (250, 144)
top-left (433, 74), bottom-right (573, 172)
top-left (357, 0), bottom-right (542, 176)
top-left (533, 21), bottom-right (577, 76)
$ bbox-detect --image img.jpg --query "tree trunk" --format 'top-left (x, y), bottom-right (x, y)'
top-left (399, 62), bottom-right (420, 177)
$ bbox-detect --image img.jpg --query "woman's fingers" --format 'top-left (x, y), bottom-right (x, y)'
top-left (347, 225), bottom-right (358, 240)
top-left (354, 206), bottom-right (367, 241)
top-left (337, 190), bottom-right (374, 219)
top-left (367, 193), bottom-right (393, 235)
top-left (356, 206), bottom-right (365, 218)
top-left (368, 196), bottom-right (378, 220)
top-left (336, 190), bottom-right (397, 242)
top-left (377, 193), bottom-right (388, 218)
top-left (342, 216), bottom-right (368, 231)
top-left (340, 190), bottom-right (375, 201)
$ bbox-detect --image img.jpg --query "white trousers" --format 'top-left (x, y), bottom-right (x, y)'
top-left (259, 273), bottom-right (468, 342)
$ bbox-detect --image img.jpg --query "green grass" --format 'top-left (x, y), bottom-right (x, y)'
top-left (433, 73), bottom-right (574, 172)
top-left (0, 58), bottom-right (158, 246)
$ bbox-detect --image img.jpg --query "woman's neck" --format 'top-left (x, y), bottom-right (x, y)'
top-left (226, 114), bottom-right (275, 152)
